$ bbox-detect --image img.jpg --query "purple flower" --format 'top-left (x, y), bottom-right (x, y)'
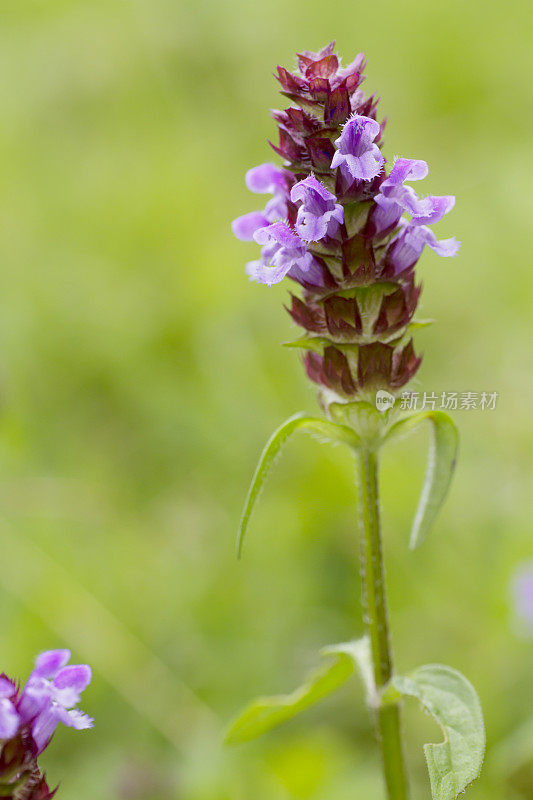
top-left (231, 163), bottom-right (291, 241)
top-left (18, 649), bottom-right (93, 753)
top-left (0, 677), bottom-right (19, 740)
top-left (290, 175), bottom-right (343, 242)
top-left (513, 565), bottom-right (533, 632)
top-left (245, 163), bottom-right (288, 194)
top-left (232, 211), bottom-right (270, 241)
top-left (0, 650), bottom-right (93, 799)
top-left (386, 220), bottom-right (460, 275)
top-left (330, 114), bottom-right (384, 182)
top-left (246, 222), bottom-right (319, 287)
top-left (373, 158), bottom-right (455, 234)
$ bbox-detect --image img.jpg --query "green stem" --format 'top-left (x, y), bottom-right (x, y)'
top-left (356, 448), bottom-right (408, 800)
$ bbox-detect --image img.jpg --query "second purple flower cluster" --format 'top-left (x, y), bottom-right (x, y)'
top-left (0, 650), bottom-right (93, 754)
top-left (0, 650), bottom-right (92, 799)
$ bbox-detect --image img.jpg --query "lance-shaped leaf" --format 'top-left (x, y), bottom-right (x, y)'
top-left (383, 664), bottom-right (485, 800)
top-left (225, 638), bottom-right (372, 745)
top-left (237, 413), bottom-right (361, 557)
top-left (385, 410), bottom-right (458, 548)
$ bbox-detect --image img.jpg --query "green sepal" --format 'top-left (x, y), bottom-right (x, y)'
top-left (225, 637), bottom-right (372, 745)
top-left (381, 318), bottom-right (434, 345)
top-left (406, 318), bottom-right (435, 331)
top-left (343, 200), bottom-right (373, 237)
top-left (385, 410), bottom-right (459, 548)
top-left (283, 336), bottom-right (358, 354)
top-left (383, 664), bottom-right (485, 800)
top-left (237, 414), bottom-right (361, 558)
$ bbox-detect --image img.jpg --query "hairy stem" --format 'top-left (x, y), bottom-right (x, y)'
top-left (357, 448), bottom-right (408, 800)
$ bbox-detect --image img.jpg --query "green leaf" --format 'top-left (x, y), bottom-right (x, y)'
top-left (385, 664), bottom-right (485, 800)
top-left (323, 637), bottom-right (376, 706)
top-left (385, 410), bottom-right (459, 548)
top-left (237, 414), bottom-right (361, 558)
top-left (225, 638), bottom-right (371, 745)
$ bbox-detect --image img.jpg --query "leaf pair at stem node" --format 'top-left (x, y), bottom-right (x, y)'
top-left (226, 639), bottom-right (485, 800)
top-left (237, 405), bottom-right (458, 558)
top-left (231, 402), bottom-right (485, 800)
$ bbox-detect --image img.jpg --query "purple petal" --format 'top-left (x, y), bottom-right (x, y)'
top-left (0, 698), bottom-right (20, 739)
top-left (387, 233), bottom-right (422, 274)
top-left (410, 195), bottom-right (455, 225)
top-left (296, 206), bottom-right (343, 242)
top-left (329, 150), bottom-right (344, 171)
top-left (288, 259), bottom-right (327, 288)
top-left (231, 211), bottom-right (269, 241)
top-left (246, 259), bottom-right (293, 286)
top-left (245, 163), bottom-right (288, 194)
top-left (32, 702), bottom-right (59, 754)
top-left (388, 224), bottom-right (460, 273)
top-left (372, 195), bottom-right (404, 235)
top-left (378, 159), bottom-right (455, 225)
top-left (290, 174), bottom-right (336, 206)
top-left (428, 235), bottom-right (460, 257)
top-left (55, 707), bottom-right (94, 730)
top-left (54, 665), bottom-right (92, 695)
top-left (0, 677), bottom-right (16, 698)
top-left (332, 116), bottom-right (384, 182)
top-left (246, 222), bottom-right (316, 287)
top-left (264, 194), bottom-right (288, 222)
top-left (290, 175), bottom-right (343, 242)
top-left (33, 650), bottom-right (71, 679)
top-left (382, 158), bottom-right (428, 189)
top-left (254, 222), bottom-right (303, 251)
top-left (17, 677), bottom-right (51, 724)
top-left (340, 115), bottom-right (381, 150)
top-left (410, 225), bottom-right (460, 257)
top-left (356, 148), bottom-right (385, 180)
top-left (296, 213), bottom-right (328, 241)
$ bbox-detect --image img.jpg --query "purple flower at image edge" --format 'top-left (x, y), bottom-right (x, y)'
top-left (0, 650), bottom-right (93, 800)
top-left (18, 649), bottom-right (93, 753)
top-left (0, 677), bottom-right (20, 740)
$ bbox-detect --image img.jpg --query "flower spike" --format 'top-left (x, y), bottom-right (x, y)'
top-left (230, 43), bottom-right (483, 800)
top-left (232, 42), bottom-right (459, 402)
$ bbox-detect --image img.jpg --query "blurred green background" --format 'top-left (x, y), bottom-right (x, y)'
top-left (0, 0), bottom-right (532, 798)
